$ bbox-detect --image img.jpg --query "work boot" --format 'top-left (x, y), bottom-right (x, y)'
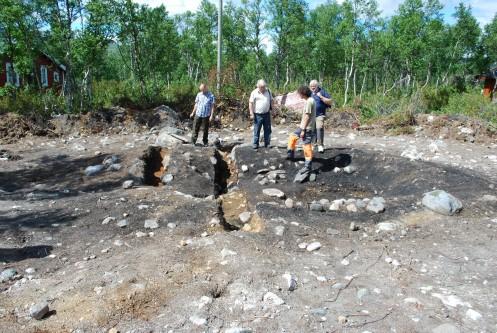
top-left (318, 145), bottom-right (324, 153)
top-left (286, 150), bottom-right (294, 160)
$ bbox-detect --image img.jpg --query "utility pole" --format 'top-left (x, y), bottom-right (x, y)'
top-left (217, 0), bottom-right (222, 93)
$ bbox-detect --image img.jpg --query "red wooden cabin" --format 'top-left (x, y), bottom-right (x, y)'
top-left (0, 52), bottom-right (66, 91)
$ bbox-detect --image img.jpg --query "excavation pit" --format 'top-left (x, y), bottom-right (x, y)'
top-left (142, 146), bottom-right (169, 186)
top-left (142, 145), bottom-right (231, 198)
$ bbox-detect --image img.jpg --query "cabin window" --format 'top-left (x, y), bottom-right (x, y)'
top-left (54, 71), bottom-right (60, 83)
top-left (40, 65), bottom-right (48, 87)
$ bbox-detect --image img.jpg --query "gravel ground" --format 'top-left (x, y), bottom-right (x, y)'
top-left (1, 124), bottom-right (496, 333)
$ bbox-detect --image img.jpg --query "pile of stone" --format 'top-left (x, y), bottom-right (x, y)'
top-left (308, 197), bottom-right (386, 213)
top-left (253, 169), bottom-right (287, 186)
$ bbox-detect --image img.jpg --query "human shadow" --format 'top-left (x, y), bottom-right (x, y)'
top-left (288, 153), bottom-right (352, 173)
top-left (0, 245), bottom-right (54, 263)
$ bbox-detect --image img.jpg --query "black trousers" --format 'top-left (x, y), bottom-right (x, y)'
top-left (192, 115), bottom-right (210, 145)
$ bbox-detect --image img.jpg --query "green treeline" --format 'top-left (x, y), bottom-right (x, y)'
top-left (1, 0), bottom-right (497, 120)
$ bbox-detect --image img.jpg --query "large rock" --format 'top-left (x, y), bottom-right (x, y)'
top-left (263, 188), bottom-right (286, 199)
top-left (155, 130), bottom-right (183, 147)
top-left (29, 301), bottom-right (49, 320)
top-left (0, 268), bottom-right (17, 282)
top-left (366, 197), bottom-right (385, 213)
top-left (84, 165), bottom-right (104, 176)
top-left (422, 190), bottom-right (463, 216)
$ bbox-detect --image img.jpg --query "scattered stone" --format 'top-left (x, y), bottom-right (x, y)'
top-left (343, 165), bottom-right (357, 174)
top-left (357, 288), bottom-right (369, 301)
top-left (341, 258), bottom-right (350, 266)
top-left (481, 194), bottom-right (497, 202)
top-left (239, 212), bottom-right (251, 224)
top-left (337, 315), bottom-right (348, 324)
top-left (432, 323), bottom-right (460, 333)
top-left (329, 199), bottom-right (345, 211)
top-left (306, 242), bottom-right (321, 252)
top-left (136, 231), bottom-right (147, 238)
top-left (162, 174), bottom-right (174, 184)
top-left (346, 203), bottom-right (358, 212)
top-left (319, 199), bottom-right (330, 206)
top-left (225, 328), bottom-right (253, 333)
top-left (465, 309), bottom-right (482, 321)
top-left (167, 222), bottom-right (177, 229)
top-left (333, 167), bottom-right (341, 173)
top-left (376, 222), bottom-right (397, 232)
top-left (282, 273), bottom-right (297, 291)
top-left (84, 165), bottom-right (104, 176)
top-left (366, 197), bottom-right (385, 213)
top-left (263, 188), bottom-right (285, 199)
top-left (309, 173), bottom-right (317, 182)
top-left (274, 226), bottom-right (285, 236)
top-left (355, 199), bottom-right (367, 209)
top-left (144, 219), bottom-right (159, 229)
top-left (285, 198), bottom-right (294, 208)
top-left (263, 292), bottom-right (285, 305)
top-left (107, 163), bottom-right (122, 171)
top-left (117, 219), bottom-right (128, 228)
top-left (422, 190), bottom-right (463, 216)
top-left (113, 239), bottom-right (124, 246)
top-left (0, 268), bottom-right (17, 282)
top-left (29, 301), bottom-right (49, 320)
top-left (241, 165), bottom-right (249, 173)
top-left (25, 267), bottom-right (36, 275)
top-left (101, 217), bottom-right (115, 225)
top-left (103, 155), bottom-right (119, 166)
top-left (189, 315), bottom-right (207, 326)
top-left (401, 146), bottom-right (423, 161)
top-left (310, 308), bottom-right (327, 316)
top-left (310, 202), bottom-right (324, 212)
top-left (349, 222), bottom-right (359, 231)
top-left (221, 248), bottom-right (237, 259)
top-left (122, 180), bottom-right (134, 189)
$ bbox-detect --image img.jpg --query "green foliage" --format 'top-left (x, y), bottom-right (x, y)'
top-left (440, 91), bottom-right (497, 124)
top-left (0, 88), bottom-right (64, 117)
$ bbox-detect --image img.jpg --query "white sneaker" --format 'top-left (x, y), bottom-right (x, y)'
top-left (318, 145), bottom-right (324, 153)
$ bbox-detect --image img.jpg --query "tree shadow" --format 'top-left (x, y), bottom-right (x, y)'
top-left (0, 153), bottom-right (125, 200)
top-left (0, 209), bottom-right (78, 234)
top-left (0, 245), bottom-right (54, 263)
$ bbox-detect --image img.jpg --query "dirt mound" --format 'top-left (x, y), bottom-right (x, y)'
top-left (0, 113), bottom-right (56, 144)
top-left (0, 105), bottom-right (181, 143)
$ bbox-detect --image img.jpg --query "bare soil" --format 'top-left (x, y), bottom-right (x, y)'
top-left (1, 118), bottom-right (497, 333)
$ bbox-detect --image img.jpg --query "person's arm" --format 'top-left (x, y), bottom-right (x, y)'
top-left (249, 92), bottom-right (255, 119)
top-left (300, 113), bottom-right (310, 138)
top-left (190, 104), bottom-right (197, 119)
top-left (190, 95), bottom-right (198, 118)
top-left (317, 91), bottom-right (332, 106)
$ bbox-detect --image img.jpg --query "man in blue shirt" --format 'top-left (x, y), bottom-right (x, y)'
top-left (190, 83), bottom-right (215, 146)
top-left (309, 80), bottom-right (333, 153)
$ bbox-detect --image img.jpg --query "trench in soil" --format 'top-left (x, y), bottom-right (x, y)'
top-left (142, 146), bottom-right (168, 186)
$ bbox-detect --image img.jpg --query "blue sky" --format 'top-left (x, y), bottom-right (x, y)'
top-left (134, 0), bottom-right (497, 26)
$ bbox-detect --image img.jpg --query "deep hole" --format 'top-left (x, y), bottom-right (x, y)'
top-left (142, 146), bottom-right (167, 186)
top-left (213, 150), bottom-right (231, 197)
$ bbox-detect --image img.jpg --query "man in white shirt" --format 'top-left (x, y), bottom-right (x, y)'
top-left (249, 79), bottom-right (274, 149)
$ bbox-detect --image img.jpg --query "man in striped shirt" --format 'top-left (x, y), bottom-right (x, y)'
top-left (190, 83), bottom-right (215, 146)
